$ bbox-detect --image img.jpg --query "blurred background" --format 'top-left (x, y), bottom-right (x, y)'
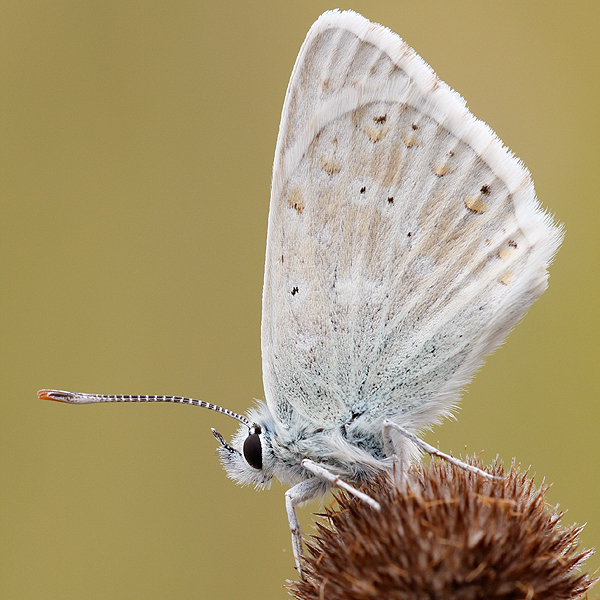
top-left (2, 1), bottom-right (598, 598)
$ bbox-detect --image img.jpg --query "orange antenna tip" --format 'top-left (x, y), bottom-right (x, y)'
top-left (38, 389), bottom-right (68, 402)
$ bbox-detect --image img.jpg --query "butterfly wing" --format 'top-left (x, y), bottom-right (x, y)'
top-left (261, 10), bottom-right (562, 435)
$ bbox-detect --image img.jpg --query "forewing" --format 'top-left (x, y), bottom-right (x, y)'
top-left (261, 10), bottom-right (562, 432)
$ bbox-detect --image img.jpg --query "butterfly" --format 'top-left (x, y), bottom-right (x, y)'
top-left (39, 9), bottom-right (562, 573)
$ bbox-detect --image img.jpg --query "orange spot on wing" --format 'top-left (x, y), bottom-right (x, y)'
top-left (434, 163), bottom-right (450, 177)
top-left (464, 195), bottom-right (488, 214)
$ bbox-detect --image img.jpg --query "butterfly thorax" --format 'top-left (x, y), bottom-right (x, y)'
top-left (217, 400), bottom-right (418, 494)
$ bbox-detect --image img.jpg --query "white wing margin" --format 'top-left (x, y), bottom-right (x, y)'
top-left (261, 10), bottom-right (562, 435)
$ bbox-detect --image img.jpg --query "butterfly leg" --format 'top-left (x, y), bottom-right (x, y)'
top-left (285, 461), bottom-right (382, 574)
top-left (301, 459), bottom-right (381, 510)
top-left (382, 420), bottom-right (499, 479)
top-left (285, 478), bottom-right (325, 574)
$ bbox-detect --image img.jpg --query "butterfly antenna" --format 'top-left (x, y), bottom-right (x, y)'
top-left (38, 389), bottom-right (251, 428)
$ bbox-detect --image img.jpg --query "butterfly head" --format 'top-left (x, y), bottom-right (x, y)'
top-left (211, 402), bottom-right (281, 489)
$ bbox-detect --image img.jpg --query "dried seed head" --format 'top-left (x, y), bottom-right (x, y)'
top-left (289, 458), bottom-right (596, 600)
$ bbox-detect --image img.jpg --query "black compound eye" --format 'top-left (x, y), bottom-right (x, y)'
top-left (243, 432), bottom-right (262, 470)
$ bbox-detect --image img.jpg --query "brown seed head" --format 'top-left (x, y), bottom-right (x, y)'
top-left (289, 458), bottom-right (596, 600)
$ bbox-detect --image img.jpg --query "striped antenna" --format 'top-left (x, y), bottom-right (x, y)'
top-left (38, 389), bottom-right (251, 428)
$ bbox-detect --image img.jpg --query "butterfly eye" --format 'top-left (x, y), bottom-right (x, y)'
top-left (243, 430), bottom-right (263, 470)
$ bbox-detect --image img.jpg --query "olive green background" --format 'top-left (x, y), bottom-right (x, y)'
top-left (2, 1), bottom-right (599, 598)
